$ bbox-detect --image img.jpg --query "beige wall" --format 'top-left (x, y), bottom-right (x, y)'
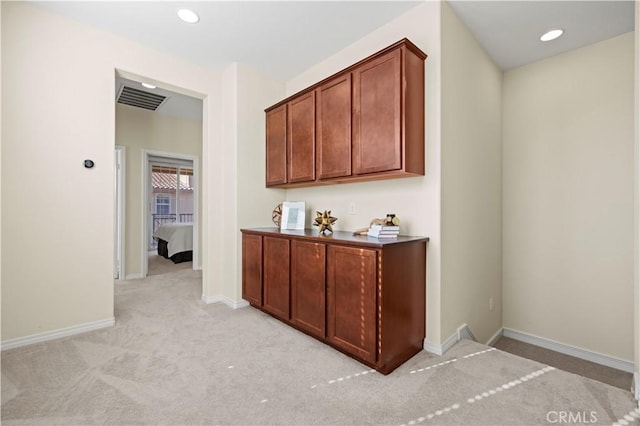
top-left (440, 3), bottom-right (503, 344)
top-left (503, 33), bottom-right (635, 361)
top-left (284, 1), bottom-right (444, 345)
top-left (115, 104), bottom-right (202, 278)
top-left (634, 0), bottom-right (639, 397)
top-left (0, 2), bottom-right (3, 337)
top-left (216, 63), bottom-right (286, 305)
top-left (220, 64), bottom-right (239, 304)
top-left (234, 64), bottom-right (286, 301)
top-left (1, 2), bottom-right (224, 341)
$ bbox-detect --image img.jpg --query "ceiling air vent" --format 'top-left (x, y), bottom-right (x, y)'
top-left (117, 85), bottom-right (167, 111)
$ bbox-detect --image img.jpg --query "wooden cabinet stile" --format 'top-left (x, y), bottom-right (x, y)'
top-left (377, 251), bottom-right (383, 360)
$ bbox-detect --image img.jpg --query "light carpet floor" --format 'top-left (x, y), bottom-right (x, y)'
top-left (493, 336), bottom-right (633, 392)
top-left (2, 268), bottom-right (638, 425)
top-left (147, 251), bottom-right (193, 276)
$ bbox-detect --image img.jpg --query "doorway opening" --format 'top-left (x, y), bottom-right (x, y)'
top-left (143, 151), bottom-right (199, 277)
top-left (114, 70), bottom-right (203, 282)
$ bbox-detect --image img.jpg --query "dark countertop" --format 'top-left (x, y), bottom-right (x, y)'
top-left (241, 227), bottom-right (429, 248)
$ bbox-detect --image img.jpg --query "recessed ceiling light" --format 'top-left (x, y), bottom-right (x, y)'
top-left (540, 29), bottom-right (564, 42)
top-left (177, 9), bottom-right (199, 24)
top-left (141, 83), bottom-right (156, 89)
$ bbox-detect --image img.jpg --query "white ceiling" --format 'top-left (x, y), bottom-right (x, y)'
top-left (448, 1), bottom-right (634, 70)
top-left (36, 0), bottom-right (635, 121)
top-left (35, 1), bottom-right (422, 80)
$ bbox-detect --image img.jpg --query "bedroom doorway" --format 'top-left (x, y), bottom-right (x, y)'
top-left (148, 161), bottom-right (194, 252)
top-left (143, 151), bottom-right (199, 277)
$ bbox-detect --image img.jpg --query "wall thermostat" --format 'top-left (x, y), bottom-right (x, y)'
top-left (84, 159), bottom-right (95, 169)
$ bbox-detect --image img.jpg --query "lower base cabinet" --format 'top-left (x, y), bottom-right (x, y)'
top-left (241, 233), bottom-right (262, 306)
top-left (263, 236), bottom-right (290, 319)
top-left (327, 245), bottom-right (377, 364)
top-left (241, 228), bottom-right (428, 374)
top-left (291, 240), bottom-right (326, 337)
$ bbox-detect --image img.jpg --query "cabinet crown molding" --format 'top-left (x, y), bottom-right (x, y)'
top-left (266, 38), bottom-right (427, 112)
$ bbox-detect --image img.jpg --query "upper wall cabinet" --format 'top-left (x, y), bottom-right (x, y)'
top-left (316, 73), bottom-right (352, 180)
top-left (287, 91), bottom-right (316, 183)
top-left (265, 38), bottom-right (427, 188)
top-left (352, 48), bottom-right (402, 175)
top-left (265, 104), bottom-right (287, 186)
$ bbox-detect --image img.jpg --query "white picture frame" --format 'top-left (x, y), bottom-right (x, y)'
top-left (280, 201), bottom-right (306, 230)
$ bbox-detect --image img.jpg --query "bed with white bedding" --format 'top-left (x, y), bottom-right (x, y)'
top-left (153, 222), bottom-right (193, 263)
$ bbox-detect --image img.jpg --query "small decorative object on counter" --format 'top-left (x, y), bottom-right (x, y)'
top-left (352, 215), bottom-right (401, 238)
top-left (385, 213), bottom-right (401, 226)
top-left (272, 203), bottom-right (283, 227)
top-left (281, 201), bottom-right (306, 230)
top-left (313, 210), bottom-right (338, 234)
top-left (367, 223), bottom-right (400, 239)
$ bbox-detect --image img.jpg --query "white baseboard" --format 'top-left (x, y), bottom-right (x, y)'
top-left (424, 323), bottom-right (486, 356)
top-left (424, 330), bottom-right (459, 356)
top-left (1, 318), bottom-right (115, 351)
top-left (201, 294), bottom-right (249, 309)
top-left (457, 323), bottom-right (477, 342)
top-left (124, 273), bottom-right (144, 280)
top-left (423, 339), bottom-right (443, 355)
top-left (485, 327), bottom-right (504, 347)
top-left (503, 328), bottom-right (634, 373)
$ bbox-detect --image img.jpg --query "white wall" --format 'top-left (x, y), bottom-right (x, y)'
top-left (503, 32), bottom-right (635, 362)
top-left (115, 104), bottom-right (202, 278)
top-left (1, 2), bottom-right (223, 342)
top-left (284, 1), bottom-right (443, 346)
top-left (440, 2), bottom-right (503, 345)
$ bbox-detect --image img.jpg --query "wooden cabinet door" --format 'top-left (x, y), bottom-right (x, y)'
top-left (316, 74), bottom-right (352, 180)
top-left (352, 48), bottom-right (402, 175)
top-left (263, 236), bottom-right (290, 320)
top-left (327, 245), bottom-right (377, 364)
top-left (266, 104), bottom-right (287, 186)
top-left (242, 234), bottom-right (263, 306)
top-left (291, 240), bottom-right (326, 337)
top-left (287, 92), bottom-right (315, 183)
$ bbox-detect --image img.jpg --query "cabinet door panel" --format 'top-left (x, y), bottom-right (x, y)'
top-left (291, 241), bottom-right (326, 337)
top-left (242, 234), bottom-right (263, 306)
top-left (266, 104), bottom-right (287, 186)
top-left (263, 236), bottom-right (290, 319)
top-left (353, 48), bottom-right (402, 175)
top-left (316, 74), bottom-right (352, 180)
top-left (287, 92), bottom-right (316, 183)
top-left (327, 245), bottom-right (377, 363)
